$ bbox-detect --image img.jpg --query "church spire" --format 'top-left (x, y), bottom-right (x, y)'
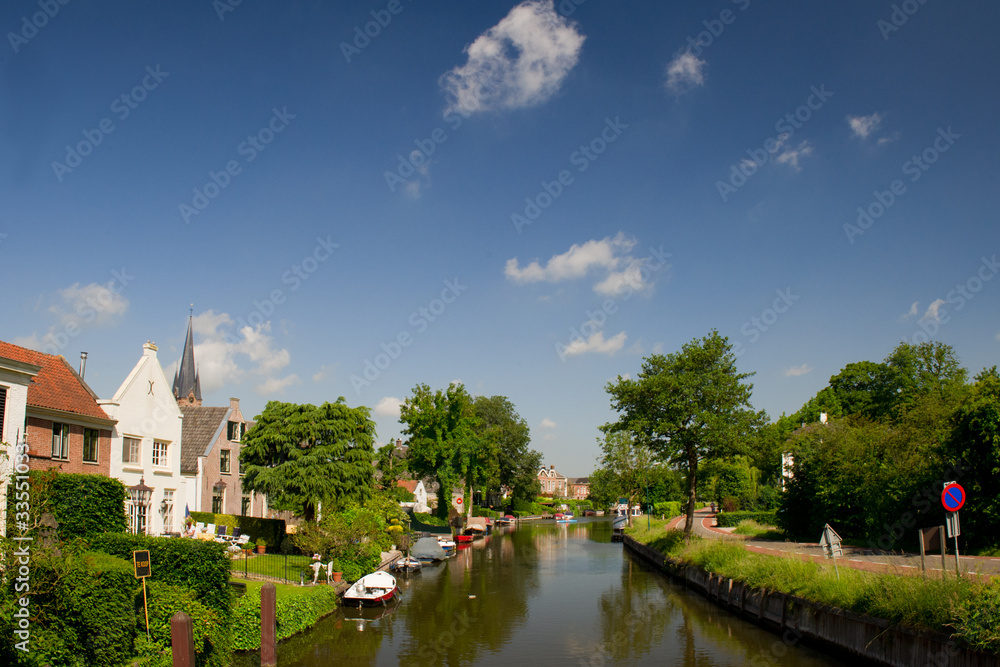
top-left (173, 307), bottom-right (202, 406)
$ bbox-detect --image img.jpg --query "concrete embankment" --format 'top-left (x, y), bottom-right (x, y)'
top-left (623, 535), bottom-right (1000, 667)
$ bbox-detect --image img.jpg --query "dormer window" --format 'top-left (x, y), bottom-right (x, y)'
top-left (227, 421), bottom-right (244, 442)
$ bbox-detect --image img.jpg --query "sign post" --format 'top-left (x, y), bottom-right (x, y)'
top-left (819, 523), bottom-right (843, 579)
top-left (133, 550), bottom-right (152, 638)
top-left (941, 483), bottom-right (965, 577)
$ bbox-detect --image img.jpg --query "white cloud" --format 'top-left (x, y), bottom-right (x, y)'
top-left (539, 418), bottom-right (556, 429)
top-left (921, 299), bottom-right (948, 324)
top-left (440, 0), bottom-right (584, 115)
top-left (506, 232), bottom-right (660, 296)
top-left (562, 331), bottom-right (627, 358)
top-left (188, 310), bottom-right (293, 393)
top-left (775, 140), bottom-right (813, 171)
top-left (900, 301), bottom-right (919, 321)
top-left (374, 396), bottom-right (403, 419)
top-left (255, 374), bottom-right (300, 396)
top-left (847, 113), bottom-right (883, 139)
top-left (14, 281), bottom-right (130, 354)
top-left (665, 51), bottom-right (706, 93)
top-left (784, 364), bottom-right (813, 377)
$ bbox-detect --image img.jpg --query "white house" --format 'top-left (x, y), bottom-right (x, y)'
top-left (396, 479), bottom-right (430, 513)
top-left (99, 342), bottom-right (185, 535)
top-left (0, 351), bottom-right (41, 538)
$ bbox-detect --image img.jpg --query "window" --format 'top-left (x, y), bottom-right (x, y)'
top-left (83, 428), bottom-right (99, 463)
top-left (220, 449), bottom-right (231, 474)
top-left (51, 423), bottom-right (70, 460)
top-left (162, 490), bottom-right (174, 533)
top-left (123, 437), bottom-right (141, 465)
top-left (227, 420), bottom-right (244, 442)
top-left (129, 502), bottom-right (148, 535)
top-left (0, 387), bottom-right (7, 439)
top-left (241, 492), bottom-right (250, 516)
top-left (152, 441), bottom-right (168, 467)
top-left (212, 488), bottom-right (224, 514)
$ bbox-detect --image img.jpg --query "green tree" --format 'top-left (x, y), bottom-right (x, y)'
top-left (240, 399), bottom-right (377, 522)
top-left (605, 330), bottom-right (765, 535)
top-left (887, 340), bottom-right (968, 407)
top-left (399, 383), bottom-right (483, 521)
top-left (375, 440), bottom-right (407, 491)
top-left (827, 361), bottom-right (896, 420)
top-left (472, 395), bottom-right (541, 511)
top-left (586, 467), bottom-right (616, 509)
top-left (593, 430), bottom-right (655, 527)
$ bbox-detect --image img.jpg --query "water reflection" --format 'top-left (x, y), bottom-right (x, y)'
top-left (231, 519), bottom-right (847, 666)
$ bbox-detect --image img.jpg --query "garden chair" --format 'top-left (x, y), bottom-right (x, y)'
top-left (214, 525), bottom-right (228, 542)
top-left (228, 534), bottom-right (250, 554)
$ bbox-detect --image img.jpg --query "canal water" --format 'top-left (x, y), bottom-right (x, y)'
top-left (233, 519), bottom-right (848, 666)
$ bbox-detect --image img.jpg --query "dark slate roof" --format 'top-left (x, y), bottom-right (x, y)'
top-left (172, 315), bottom-right (201, 401)
top-left (571, 477), bottom-right (590, 485)
top-left (179, 406), bottom-right (229, 473)
top-left (0, 340), bottom-right (115, 424)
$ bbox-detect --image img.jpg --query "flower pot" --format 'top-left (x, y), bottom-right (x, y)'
top-left (332, 571), bottom-right (342, 583)
top-left (256, 545), bottom-right (266, 555)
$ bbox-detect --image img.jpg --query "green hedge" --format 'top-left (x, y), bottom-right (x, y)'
top-left (1, 551), bottom-right (138, 667)
top-left (188, 512), bottom-right (286, 548)
top-left (653, 501), bottom-right (682, 517)
top-left (472, 507), bottom-right (500, 518)
top-left (88, 533), bottom-right (231, 620)
top-left (144, 581), bottom-right (229, 667)
top-left (715, 510), bottom-right (777, 528)
top-left (231, 586), bottom-right (340, 650)
top-left (7, 471), bottom-right (127, 539)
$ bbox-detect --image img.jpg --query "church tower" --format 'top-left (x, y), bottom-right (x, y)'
top-left (172, 311), bottom-right (202, 406)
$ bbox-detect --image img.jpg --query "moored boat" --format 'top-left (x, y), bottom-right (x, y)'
top-left (392, 556), bottom-right (422, 573)
top-left (436, 536), bottom-right (456, 551)
top-left (342, 571), bottom-right (399, 606)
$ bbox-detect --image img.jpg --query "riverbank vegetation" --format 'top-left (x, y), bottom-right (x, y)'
top-left (630, 530), bottom-right (1000, 655)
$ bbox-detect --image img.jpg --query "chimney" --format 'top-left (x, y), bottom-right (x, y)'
top-left (79, 352), bottom-right (88, 379)
top-left (396, 439), bottom-right (402, 447)
top-left (819, 412), bottom-right (828, 424)
top-left (550, 464), bottom-right (554, 470)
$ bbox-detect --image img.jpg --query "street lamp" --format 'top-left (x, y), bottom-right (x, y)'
top-left (128, 476), bottom-right (153, 535)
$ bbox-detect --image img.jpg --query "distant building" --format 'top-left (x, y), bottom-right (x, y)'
top-left (396, 479), bottom-right (429, 513)
top-left (172, 314), bottom-right (202, 407)
top-left (569, 477), bottom-right (590, 500)
top-left (537, 464), bottom-right (569, 497)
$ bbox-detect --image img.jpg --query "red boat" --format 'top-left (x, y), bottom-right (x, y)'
top-left (455, 534), bottom-right (474, 543)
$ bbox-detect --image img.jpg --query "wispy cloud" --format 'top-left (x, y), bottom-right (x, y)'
top-left (505, 232), bottom-right (658, 296)
top-left (921, 299), bottom-right (948, 324)
top-left (784, 364), bottom-right (813, 377)
top-left (539, 417), bottom-right (556, 429)
top-left (374, 396), bottom-right (403, 418)
top-left (775, 140), bottom-right (813, 171)
top-left (900, 301), bottom-right (918, 321)
top-left (562, 331), bottom-right (627, 358)
top-left (14, 280), bottom-right (130, 353)
top-left (847, 113), bottom-right (883, 139)
top-left (440, 0), bottom-right (584, 115)
top-left (665, 51), bottom-right (706, 93)
top-left (255, 374), bottom-right (300, 396)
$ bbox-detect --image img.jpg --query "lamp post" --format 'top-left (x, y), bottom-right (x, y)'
top-left (128, 477), bottom-right (153, 535)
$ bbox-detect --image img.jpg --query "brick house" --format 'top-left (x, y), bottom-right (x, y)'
top-left (0, 340), bottom-right (116, 477)
top-left (569, 477), bottom-right (590, 500)
top-left (538, 464), bottom-right (569, 497)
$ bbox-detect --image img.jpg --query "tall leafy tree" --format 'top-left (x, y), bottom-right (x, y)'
top-left (593, 430), bottom-right (654, 527)
top-left (605, 330), bottom-right (764, 535)
top-left (886, 341), bottom-right (968, 409)
top-left (472, 395), bottom-right (541, 511)
top-left (240, 399), bottom-right (376, 521)
top-left (399, 383), bottom-right (483, 520)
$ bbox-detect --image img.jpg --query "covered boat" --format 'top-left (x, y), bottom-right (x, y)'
top-left (392, 556), bottom-right (422, 573)
top-left (342, 571), bottom-right (399, 606)
top-left (411, 536), bottom-right (447, 562)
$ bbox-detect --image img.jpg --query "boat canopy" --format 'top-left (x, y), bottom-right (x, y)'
top-left (411, 536), bottom-right (447, 560)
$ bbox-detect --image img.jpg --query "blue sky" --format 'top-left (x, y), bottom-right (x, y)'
top-left (3, 0), bottom-right (999, 477)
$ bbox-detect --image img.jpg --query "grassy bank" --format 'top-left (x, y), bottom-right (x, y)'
top-left (628, 528), bottom-right (1000, 655)
top-left (231, 577), bottom-right (340, 651)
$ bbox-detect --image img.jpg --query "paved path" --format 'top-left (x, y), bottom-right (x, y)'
top-left (666, 508), bottom-right (1000, 578)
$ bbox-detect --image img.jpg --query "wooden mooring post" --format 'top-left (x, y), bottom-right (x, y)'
top-left (170, 612), bottom-right (195, 667)
top-left (261, 582), bottom-right (277, 667)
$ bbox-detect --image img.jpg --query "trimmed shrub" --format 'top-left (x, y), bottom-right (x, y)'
top-left (472, 507), bottom-right (500, 519)
top-left (715, 510), bottom-right (777, 528)
top-left (7, 471), bottom-right (127, 539)
top-left (653, 501), bottom-right (682, 518)
top-left (232, 586), bottom-right (340, 651)
top-left (143, 581), bottom-right (229, 667)
top-left (88, 533), bottom-right (231, 620)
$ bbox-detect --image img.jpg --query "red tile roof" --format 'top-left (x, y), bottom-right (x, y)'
top-left (396, 480), bottom-right (419, 493)
top-left (0, 340), bottom-right (114, 423)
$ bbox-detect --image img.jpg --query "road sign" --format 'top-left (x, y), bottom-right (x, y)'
top-left (946, 512), bottom-right (961, 538)
top-left (941, 483), bottom-right (965, 512)
top-left (133, 550), bottom-right (151, 578)
top-left (819, 524), bottom-right (843, 559)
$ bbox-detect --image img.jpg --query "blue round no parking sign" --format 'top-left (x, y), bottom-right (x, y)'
top-left (941, 483), bottom-right (966, 512)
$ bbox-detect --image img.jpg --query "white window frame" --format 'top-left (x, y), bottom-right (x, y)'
top-left (162, 489), bottom-right (174, 533)
top-left (152, 440), bottom-right (169, 467)
top-left (123, 437), bottom-right (141, 465)
top-left (51, 423), bottom-right (70, 460)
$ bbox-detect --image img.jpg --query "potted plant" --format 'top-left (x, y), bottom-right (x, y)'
top-left (255, 537), bottom-right (267, 555)
top-left (328, 558), bottom-right (343, 583)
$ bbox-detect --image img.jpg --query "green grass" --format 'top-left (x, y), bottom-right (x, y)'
top-left (230, 553), bottom-right (312, 578)
top-left (235, 578), bottom-right (331, 598)
top-left (731, 519), bottom-right (786, 540)
top-left (625, 515), bottom-right (680, 544)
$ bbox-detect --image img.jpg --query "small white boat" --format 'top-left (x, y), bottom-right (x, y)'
top-left (342, 571), bottom-right (399, 606)
top-left (392, 556), bottom-right (422, 573)
top-left (436, 536), bottom-right (456, 551)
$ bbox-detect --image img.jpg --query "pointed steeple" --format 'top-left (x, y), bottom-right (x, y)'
top-left (173, 308), bottom-right (202, 406)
